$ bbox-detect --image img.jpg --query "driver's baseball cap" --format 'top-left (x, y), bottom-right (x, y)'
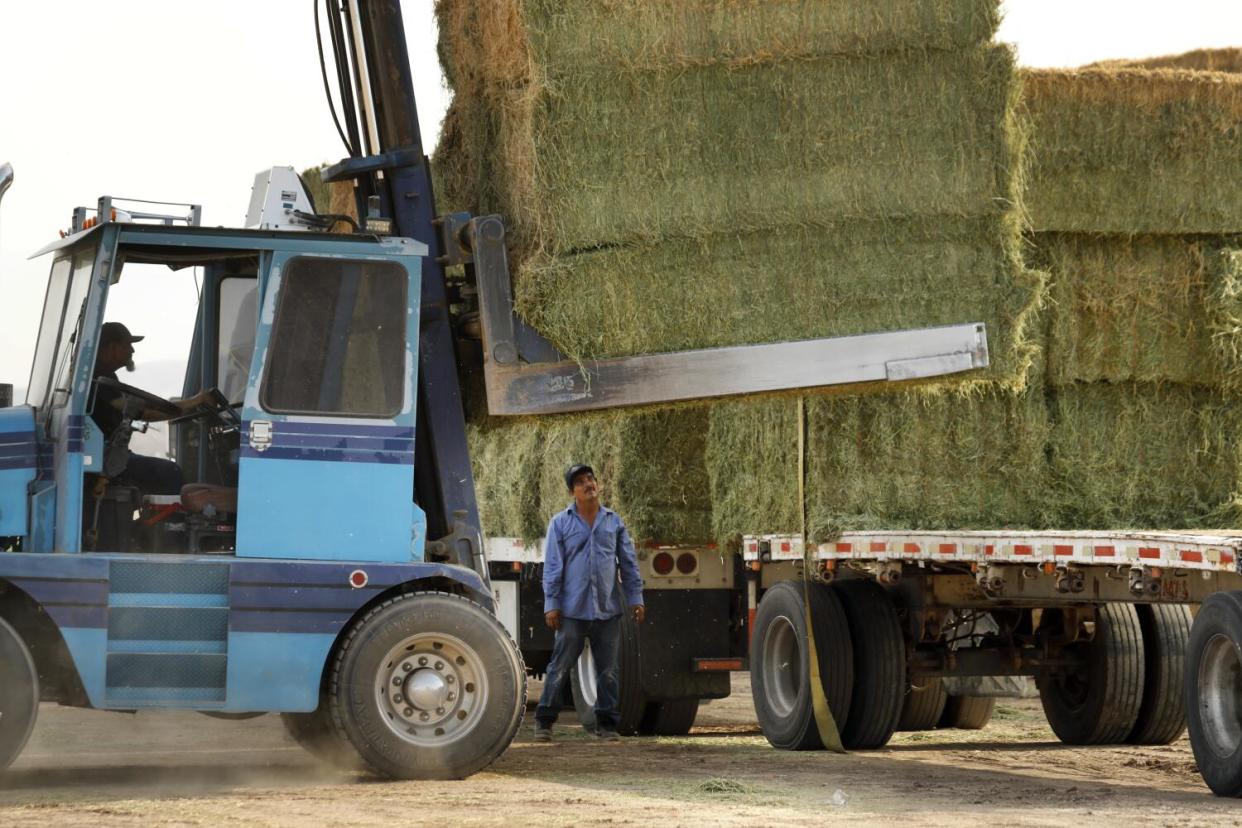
top-left (100, 322), bottom-right (144, 345)
top-left (564, 463), bottom-right (595, 491)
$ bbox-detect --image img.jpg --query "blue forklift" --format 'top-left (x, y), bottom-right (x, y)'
top-left (0, 1), bottom-right (991, 778)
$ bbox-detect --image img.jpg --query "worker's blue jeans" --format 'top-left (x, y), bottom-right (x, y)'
top-left (535, 614), bottom-right (621, 731)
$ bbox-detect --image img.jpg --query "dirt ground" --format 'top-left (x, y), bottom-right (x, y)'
top-left (2, 675), bottom-right (1237, 826)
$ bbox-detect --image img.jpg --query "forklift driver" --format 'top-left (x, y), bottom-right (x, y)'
top-left (90, 322), bottom-right (212, 496)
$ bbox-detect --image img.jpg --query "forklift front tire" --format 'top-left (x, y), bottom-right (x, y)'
top-left (328, 592), bottom-right (526, 779)
top-left (0, 616), bottom-right (39, 771)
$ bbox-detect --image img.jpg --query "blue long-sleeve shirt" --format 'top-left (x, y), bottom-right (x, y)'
top-left (542, 503), bottom-right (644, 621)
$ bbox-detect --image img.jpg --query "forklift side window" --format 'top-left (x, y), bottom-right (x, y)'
top-left (260, 257), bottom-right (406, 417)
top-left (217, 277), bottom-right (257, 403)
top-left (49, 251), bottom-right (99, 407)
top-left (26, 257), bottom-right (73, 408)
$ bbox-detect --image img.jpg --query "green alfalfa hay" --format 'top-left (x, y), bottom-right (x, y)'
top-left (517, 215), bottom-right (1043, 385)
top-left (468, 405), bottom-right (713, 543)
top-left (1035, 233), bottom-right (1242, 388)
top-left (437, 44), bottom-right (1026, 258)
top-left (1047, 382), bottom-right (1242, 529)
top-left (706, 378), bottom-right (1051, 542)
top-left (1089, 48), bottom-right (1242, 75)
top-left (1023, 67), bottom-right (1242, 234)
top-left (436, 0), bottom-right (1002, 94)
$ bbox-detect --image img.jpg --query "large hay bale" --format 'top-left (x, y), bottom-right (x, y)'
top-left (469, 407), bottom-right (712, 543)
top-left (1035, 234), bottom-right (1242, 387)
top-left (519, 215), bottom-right (1041, 380)
top-left (438, 44), bottom-right (1026, 256)
top-left (438, 0), bottom-right (1001, 90)
top-left (1048, 383), bottom-right (1242, 529)
top-left (707, 382), bottom-right (1051, 542)
top-left (1090, 48), bottom-right (1242, 74)
top-left (1024, 68), bottom-right (1242, 234)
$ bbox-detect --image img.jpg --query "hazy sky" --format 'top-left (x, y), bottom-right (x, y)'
top-left (2, 0), bottom-right (1240, 394)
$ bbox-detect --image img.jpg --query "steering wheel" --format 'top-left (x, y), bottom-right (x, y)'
top-left (95, 376), bottom-right (183, 418)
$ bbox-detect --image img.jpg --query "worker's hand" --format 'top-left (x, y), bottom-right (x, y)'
top-left (175, 389), bottom-right (213, 411)
top-left (631, 604), bottom-right (646, 625)
top-left (544, 610), bottom-right (561, 631)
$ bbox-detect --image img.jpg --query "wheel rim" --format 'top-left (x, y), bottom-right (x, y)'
top-left (1198, 633), bottom-right (1242, 758)
top-left (762, 614), bottom-right (802, 719)
top-left (576, 640), bottom-right (598, 708)
top-left (375, 631), bottom-right (489, 747)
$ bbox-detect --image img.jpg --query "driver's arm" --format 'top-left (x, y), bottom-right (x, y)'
top-left (136, 389), bottom-right (214, 422)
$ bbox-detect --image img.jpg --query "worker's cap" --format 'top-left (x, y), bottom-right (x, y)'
top-left (564, 463), bottom-right (595, 491)
top-left (100, 322), bottom-right (144, 346)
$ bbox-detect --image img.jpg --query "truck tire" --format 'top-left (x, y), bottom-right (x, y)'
top-left (642, 698), bottom-right (701, 736)
top-left (570, 612), bottom-right (647, 735)
top-left (1185, 591), bottom-right (1242, 796)
top-left (328, 592), bottom-right (526, 779)
top-left (834, 579), bottom-right (905, 749)
top-left (897, 678), bottom-right (948, 731)
top-left (1128, 603), bottom-right (1192, 745)
top-left (750, 581), bottom-right (853, 750)
top-left (0, 616), bottom-right (38, 771)
top-left (281, 704), bottom-right (356, 767)
top-left (939, 695), bottom-right (995, 729)
top-left (1039, 603), bottom-right (1145, 745)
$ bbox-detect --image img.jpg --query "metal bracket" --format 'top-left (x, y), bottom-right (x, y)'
top-left (248, 420), bottom-right (273, 452)
top-left (444, 214), bottom-right (992, 416)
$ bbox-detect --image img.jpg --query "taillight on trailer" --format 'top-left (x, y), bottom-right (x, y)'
top-left (652, 552), bottom-right (675, 575)
top-left (675, 552), bottom-right (698, 575)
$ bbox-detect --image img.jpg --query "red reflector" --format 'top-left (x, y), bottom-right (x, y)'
top-left (349, 569), bottom-right (368, 588)
top-left (747, 542), bottom-right (758, 553)
top-left (652, 552), bottom-right (675, 575)
top-left (1181, 549), bottom-right (1203, 563)
top-left (1014, 545), bottom-right (1033, 556)
top-left (1138, 547), bottom-right (1161, 560)
top-left (903, 543), bottom-right (920, 554)
top-left (1223, 552), bottom-right (1236, 566)
top-left (938, 543), bottom-right (956, 555)
top-left (1094, 546), bottom-right (1115, 557)
top-left (676, 552), bottom-right (698, 575)
top-left (693, 658), bottom-right (745, 672)
top-left (779, 541), bottom-right (791, 553)
top-left (870, 542), bottom-right (887, 553)
top-left (835, 543), bottom-right (852, 553)
top-left (984, 545), bottom-right (994, 556)
top-left (1054, 545), bottom-right (1073, 557)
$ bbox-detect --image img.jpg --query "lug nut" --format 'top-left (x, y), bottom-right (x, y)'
top-left (434, 661), bottom-right (444, 671)
top-left (420, 712), bottom-right (430, 721)
top-left (403, 707), bottom-right (414, 717)
top-left (418, 656), bottom-right (428, 666)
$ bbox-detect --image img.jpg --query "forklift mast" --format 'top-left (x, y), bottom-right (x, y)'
top-left (317, 0), bottom-right (478, 552)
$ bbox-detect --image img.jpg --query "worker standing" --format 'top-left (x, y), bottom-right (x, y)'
top-left (534, 464), bottom-right (645, 742)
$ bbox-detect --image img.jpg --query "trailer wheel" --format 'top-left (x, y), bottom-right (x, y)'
top-left (834, 579), bottom-right (905, 749)
top-left (939, 695), bottom-right (995, 730)
top-left (1128, 603), bottom-right (1192, 745)
top-left (570, 611), bottom-right (647, 735)
top-left (0, 616), bottom-right (38, 771)
top-left (1185, 591), bottom-right (1242, 796)
top-left (281, 704), bottom-right (356, 767)
top-left (750, 581), bottom-right (853, 750)
top-left (328, 592), bottom-right (526, 779)
top-left (897, 678), bottom-right (948, 731)
top-left (642, 698), bottom-right (701, 736)
top-left (1039, 603), bottom-right (1144, 745)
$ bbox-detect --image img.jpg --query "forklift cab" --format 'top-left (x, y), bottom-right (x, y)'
top-left (22, 217), bottom-right (429, 563)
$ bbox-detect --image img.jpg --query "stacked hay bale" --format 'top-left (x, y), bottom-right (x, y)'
top-left (1025, 64), bottom-right (1242, 528)
top-left (436, 0), bottom-right (1043, 541)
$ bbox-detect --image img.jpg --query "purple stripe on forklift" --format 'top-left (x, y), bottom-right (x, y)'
top-left (45, 605), bottom-right (108, 628)
top-left (239, 445), bottom-right (413, 465)
top-left (0, 443), bottom-right (37, 458)
top-left (0, 430), bottom-right (36, 445)
top-left (0, 456), bottom-right (37, 470)
top-left (244, 422), bottom-right (414, 439)
top-left (229, 609), bottom-right (348, 635)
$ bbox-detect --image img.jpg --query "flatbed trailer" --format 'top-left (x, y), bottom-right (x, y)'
top-left (491, 528), bottom-right (1242, 795)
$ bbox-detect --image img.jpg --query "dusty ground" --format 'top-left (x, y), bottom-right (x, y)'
top-left (2, 675), bottom-right (1237, 826)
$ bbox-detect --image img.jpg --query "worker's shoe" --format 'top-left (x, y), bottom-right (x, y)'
top-left (595, 727), bottom-right (621, 741)
top-left (533, 725), bottom-right (553, 742)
